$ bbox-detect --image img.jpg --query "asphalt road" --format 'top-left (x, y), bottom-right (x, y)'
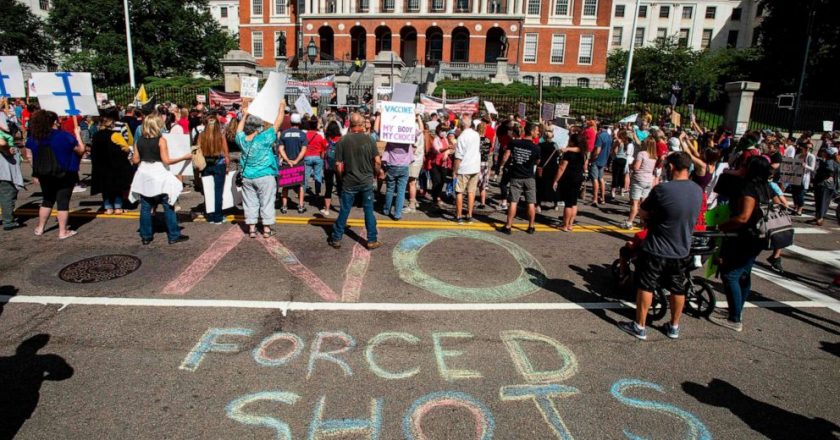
top-left (1, 165), bottom-right (839, 439)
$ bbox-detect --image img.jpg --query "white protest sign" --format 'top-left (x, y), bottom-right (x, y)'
top-left (415, 103), bottom-right (425, 114)
top-left (554, 102), bottom-right (571, 117)
top-left (28, 79), bottom-right (37, 96)
top-left (203, 170), bottom-right (243, 213)
top-left (294, 94), bottom-right (313, 116)
top-left (779, 156), bottom-right (805, 187)
top-left (240, 76), bottom-right (259, 99)
top-left (95, 92), bottom-right (108, 104)
top-left (824, 121), bottom-right (834, 132)
top-left (163, 133), bottom-right (193, 177)
top-left (249, 71), bottom-right (287, 123)
top-left (196, 94), bottom-right (206, 103)
top-left (484, 101), bottom-right (497, 115)
top-left (0, 56), bottom-right (26, 98)
top-left (393, 83), bottom-right (418, 103)
top-left (379, 101), bottom-right (417, 144)
top-left (619, 113), bottom-right (638, 124)
top-left (553, 126), bottom-right (570, 149)
top-left (32, 72), bottom-right (98, 116)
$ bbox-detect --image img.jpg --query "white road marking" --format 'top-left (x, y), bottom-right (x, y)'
top-left (0, 295), bottom-right (836, 313)
top-left (793, 227), bottom-right (829, 235)
top-left (753, 267), bottom-right (840, 306)
top-left (786, 245), bottom-right (840, 270)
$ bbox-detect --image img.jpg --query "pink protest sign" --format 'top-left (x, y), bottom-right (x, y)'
top-left (278, 165), bottom-right (305, 188)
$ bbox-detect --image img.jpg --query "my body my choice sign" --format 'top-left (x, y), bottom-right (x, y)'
top-left (379, 102), bottom-right (416, 144)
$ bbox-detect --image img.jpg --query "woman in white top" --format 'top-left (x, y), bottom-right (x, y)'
top-left (610, 130), bottom-right (634, 199)
top-left (791, 142), bottom-right (817, 215)
top-left (623, 138), bottom-right (658, 229)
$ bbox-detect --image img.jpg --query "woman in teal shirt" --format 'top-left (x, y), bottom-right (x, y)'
top-left (236, 100), bottom-right (286, 238)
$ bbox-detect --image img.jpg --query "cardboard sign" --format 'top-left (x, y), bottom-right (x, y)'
top-left (240, 76), bottom-right (259, 99)
top-left (379, 101), bottom-right (417, 144)
top-left (779, 157), bottom-right (805, 187)
top-left (484, 101), bottom-right (497, 115)
top-left (0, 56), bottom-right (26, 98)
top-left (619, 113), bottom-right (638, 124)
top-left (392, 83), bottom-right (418, 103)
top-left (196, 94), bottom-right (206, 103)
top-left (554, 103), bottom-right (571, 117)
top-left (517, 102), bottom-right (526, 119)
top-left (95, 92), bottom-right (108, 104)
top-left (163, 133), bottom-right (193, 177)
top-left (203, 170), bottom-right (242, 213)
top-left (294, 94), bottom-right (314, 116)
top-left (541, 102), bottom-right (555, 121)
top-left (249, 71), bottom-right (288, 123)
top-left (415, 103), bottom-right (425, 114)
top-left (824, 121), bottom-right (834, 132)
top-left (32, 72), bottom-right (98, 116)
top-left (278, 165), bottom-right (305, 188)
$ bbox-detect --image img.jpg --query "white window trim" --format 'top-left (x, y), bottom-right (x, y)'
top-left (553, 0), bottom-right (573, 17)
top-left (523, 33), bottom-right (538, 64)
top-left (634, 27), bottom-right (645, 47)
top-left (549, 0), bottom-right (574, 25)
top-left (582, 0), bottom-right (598, 17)
top-left (550, 34), bottom-right (566, 64)
top-left (578, 34), bottom-right (593, 65)
top-left (682, 6), bottom-right (693, 19)
top-left (611, 27), bottom-right (623, 47)
top-left (273, 0), bottom-right (287, 15)
top-left (252, 0), bottom-right (263, 16)
top-left (252, 31), bottom-right (264, 58)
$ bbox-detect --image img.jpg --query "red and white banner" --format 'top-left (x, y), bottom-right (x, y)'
top-left (209, 89), bottom-right (241, 107)
top-left (419, 94), bottom-right (480, 115)
top-left (287, 75), bottom-right (335, 94)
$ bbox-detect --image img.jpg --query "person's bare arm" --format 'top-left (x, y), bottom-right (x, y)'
top-left (498, 149), bottom-right (511, 170)
top-left (237, 107), bottom-right (248, 134)
top-left (552, 160), bottom-right (569, 189)
top-left (131, 142), bottom-right (141, 165)
top-left (160, 137), bottom-right (191, 165)
top-left (374, 115), bottom-right (381, 133)
top-left (71, 117), bottom-right (86, 155)
top-left (336, 162), bottom-right (345, 178)
top-left (373, 154), bottom-right (382, 178)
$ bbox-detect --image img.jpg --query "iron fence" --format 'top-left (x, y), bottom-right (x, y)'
top-left (750, 97), bottom-right (840, 133)
top-left (97, 86), bottom-right (211, 107)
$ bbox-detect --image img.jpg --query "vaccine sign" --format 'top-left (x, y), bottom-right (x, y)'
top-left (379, 102), bottom-right (416, 144)
top-left (32, 72), bottom-right (98, 116)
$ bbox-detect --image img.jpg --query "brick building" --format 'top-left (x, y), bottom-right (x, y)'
top-left (238, 0), bottom-right (613, 88)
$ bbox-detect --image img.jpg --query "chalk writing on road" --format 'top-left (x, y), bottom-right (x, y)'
top-left (180, 328), bottom-right (712, 439)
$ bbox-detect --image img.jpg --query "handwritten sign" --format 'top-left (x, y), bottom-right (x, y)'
top-left (278, 165), bottom-right (305, 188)
top-left (196, 94), bottom-right (206, 103)
top-left (779, 157), bottom-right (805, 186)
top-left (541, 103), bottom-right (555, 121)
top-left (554, 103), bottom-right (570, 117)
top-left (379, 102), bottom-right (417, 144)
top-left (484, 101), bottom-right (497, 115)
top-left (0, 56), bottom-right (26, 98)
top-left (32, 72), bottom-right (98, 116)
top-left (517, 103), bottom-right (526, 119)
top-left (249, 71), bottom-right (287, 123)
top-left (163, 133), bottom-right (193, 177)
top-left (240, 76), bottom-right (258, 99)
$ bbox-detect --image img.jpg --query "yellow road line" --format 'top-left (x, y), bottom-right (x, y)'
top-left (10, 208), bottom-right (637, 233)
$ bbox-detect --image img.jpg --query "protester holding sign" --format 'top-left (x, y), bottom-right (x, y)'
top-left (27, 111), bottom-right (86, 239)
top-left (198, 114), bottom-right (232, 224)
top-left (277, 114), bottom-right (308, 214)
top-left (791, 143), bottom-right (817, 215)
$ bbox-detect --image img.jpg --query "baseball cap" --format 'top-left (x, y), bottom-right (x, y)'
top-left (290, 113), bottom-right (302, 124)
top-left (828, 146), bottom-right (839, 155)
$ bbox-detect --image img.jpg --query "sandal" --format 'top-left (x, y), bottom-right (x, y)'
top-left (104, 209), bottom-right (114, 215)
top-left (34, 227), bottom-right (44, 236)
top-left (114, 209), bottom-right (124, 215)
top-left (59, 230), bottom-right (78, 240)
top-left (249, 229), bottom-right (257, 239)
top-left (263, 227), bottom-right (274, 238)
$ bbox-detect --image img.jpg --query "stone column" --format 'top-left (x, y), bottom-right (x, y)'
top-left (220, 50), bottom-right (258, 92)
top-left (724, 81), bottom-right (761, 139)
top-left (335, 75), bottom-right (352, 105)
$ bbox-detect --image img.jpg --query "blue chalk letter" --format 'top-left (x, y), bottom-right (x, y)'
top-left (179, 327), bottom-right (254, 372)
top-left (500, 384), bottom-right (580, 440)
top-left (308, 395), bottom-right (383, 440)
top-left (226, 390), bottom-right (299, 440)
top-left (610, 379), bottom-right (713, 440)
top-left (365, 332), bottom-right (421, 380)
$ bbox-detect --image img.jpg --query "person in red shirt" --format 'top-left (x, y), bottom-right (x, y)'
top-left (581, 120), bottom-right (597, 153)
top-left (303, 115), bottom-right (328, 213)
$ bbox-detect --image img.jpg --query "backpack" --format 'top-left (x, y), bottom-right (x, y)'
top-left (325, 138), bottom-right (338, 169)
top-left (753, 184), bottom-right (794, 250)
top-left (32, 141), bottom-right (66, 179)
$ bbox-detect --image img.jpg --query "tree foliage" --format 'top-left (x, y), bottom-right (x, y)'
top-left (606, 39), bottom-right (759, 105)
top-left (754, 0), bottom-right (840, 100)
top-left (49, 0), bottom-right (237, 85)
top-left (0, 0), bottom-right (54, 67)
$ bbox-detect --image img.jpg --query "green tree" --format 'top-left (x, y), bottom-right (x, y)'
top-left (754, 0), bottom-right (840, 100)
top-left (49, 0), bottom-right (238, 86)
top-left (0, 0), bottom-right (54, 67)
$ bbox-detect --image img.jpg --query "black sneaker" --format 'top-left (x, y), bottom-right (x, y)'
top-left (526, 226), bottom-right (536, 235)
top-left (465, 217), bottom-right (474, 224)
top-left (498, 226), bottom-right (512, 235)
top-left (297, 206), bottom-right (307, 214)
top-left (767, 256), bottom-right (783, 273)
top-left (327, 238), bottom-right (341, 249)
top-left (141, 238), bottom-right (153, 245)
top-left (456, 217), bottom-right (464, 225)
top-left (168, 235), bottom-right (190, 245)
top-left (280, 206), bottom-right (288, 214)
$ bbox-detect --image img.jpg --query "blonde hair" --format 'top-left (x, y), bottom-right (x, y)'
top-left (643, 137), bottom-right (658, 157)
top-left (198, 118), bottom-right (224, 157)
top-left (141, 114), bottom-right (164, 138)
top-left (477, 122), bottom-right (487, 136)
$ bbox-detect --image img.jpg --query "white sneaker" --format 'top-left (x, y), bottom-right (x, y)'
top-left (319, 209), bottom-right (330, 217)
top-left (72, 184), bottom-right (87, 193)
top-left (709, 316), bottom-right (743, 332)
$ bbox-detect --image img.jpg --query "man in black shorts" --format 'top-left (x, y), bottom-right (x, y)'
top-left (619, 152), bottom-right (702, 340)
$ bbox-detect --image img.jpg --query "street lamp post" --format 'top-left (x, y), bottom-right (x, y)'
top-left (306, 37), bottom-right (318, 81)
top-left (123, 0), bottom-right (136, 88)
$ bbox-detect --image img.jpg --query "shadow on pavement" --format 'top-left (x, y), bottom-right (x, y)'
top-left (761, 306), bottom-right (840, 337)
top-left (0, 334), bottom-right (74, 440)
top-left (820, 341), bottom-right (840, 357)
top-left (0, 286), bottom-right (18, 320)
top-left (682, 379), bottom-right (840, 440)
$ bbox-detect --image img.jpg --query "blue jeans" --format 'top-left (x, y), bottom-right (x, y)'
top-left (303, 156), bottom-right (324, 195)
top-left (139, 195), bottom-right (181, 242)
top-left (202, 161), bottom-right (226, 223)
top-left (383, 165), bottom-right (409, 218)
top-left (102, 194), bottom-right (123, 210)
top-left (720, 256), bottom-right (756, 323)
top-left (331, 184), bottom-right (378, 243)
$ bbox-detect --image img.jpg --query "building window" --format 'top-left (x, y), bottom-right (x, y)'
top-left (701, 29), bottom-right (712, 49)
top-left (39, 0), bottom-right (49, 10)
top-left (583, 0), bottom-right (597, 17)
top-left (634, 27), bottom-right (645, 46)
top-left (383, 0), bottom-right (395, 12)
top-left (406, 0), bottom-right (420, 11)
top-left (527, 0), bottom-right (540, 15)
top-left (550, 34), bottom-right (566, 63)
top-left (614, 4), bottom-right (624, 17)
top-left (678, 28), bottom-right (690, 46)
top-left (659, 5), bottom-right (669, 18)
top-left (578, 35), bottom-right (593, 65)
top-left (523, 33), bottom-right (538, 63)
top-left (297, 0), bottom-right (305, 13)
top-left (488, 0), bottom-right (503, 13)
top-left (455, 0), bottom-right (470, 12)
top-left (555, 0), bottom-right (570, 16)
top-left (274, 0), bottom-right (285, 14)
top-left (252, 32), bottom-right (263, 58)
top-left (549, 77), bottom-right (562, 87)
top-left (731, 7), bottom-right (742, 21)
top-left (219, 6), bottom-right (228, 17)
top-left (656, 28), bottom-right (667, 42)
top-left (638, 5), bottom-right (647, 17)
top-left (451, 28), bottom-right (470, 61)
top-left (252, 0), bottom-right (263, 15)
top-left (577, 78), bottom-right (590, 88)
top-left (682, 6), bottom-right (693, 19)
top-left (431, 0), bottom-right (444, 12)
top-left (727, 30), bottom-right (739, 47)
top-left (612, 27), bottom-right (623, 46)
top-left (705, 6), bottom-right (716, 19)
top-left (522, 75), bottom-right (535, 86)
